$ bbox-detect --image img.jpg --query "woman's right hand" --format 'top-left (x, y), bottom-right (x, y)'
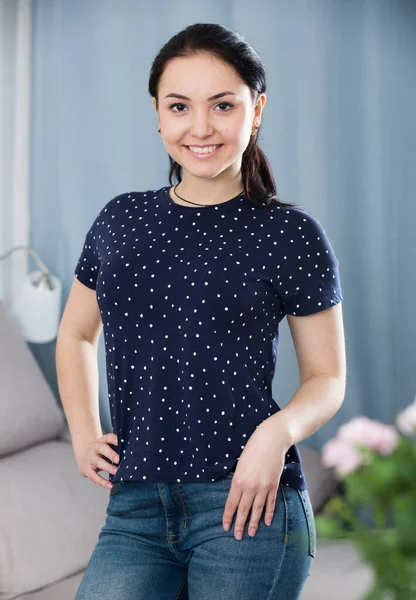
top-left (75, 433), bottom-right (119, 489)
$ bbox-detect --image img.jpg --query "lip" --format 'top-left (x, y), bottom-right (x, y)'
top-left (185, 144), bottom-right (223, 159)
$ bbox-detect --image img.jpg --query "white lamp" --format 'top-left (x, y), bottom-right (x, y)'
top-left (0, 245), bottom-right (62, 344)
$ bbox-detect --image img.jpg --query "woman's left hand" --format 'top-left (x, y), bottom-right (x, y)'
top-left (222, 419), bottom-right (290, 540)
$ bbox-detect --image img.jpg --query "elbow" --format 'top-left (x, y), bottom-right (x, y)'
top-left (331, 373), bottom-right (346, 413)
top-left (308, 371), bottom-right (346, 413)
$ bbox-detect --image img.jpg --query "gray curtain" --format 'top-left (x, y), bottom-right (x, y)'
top-left (29, 0), bottom-right (416, 449)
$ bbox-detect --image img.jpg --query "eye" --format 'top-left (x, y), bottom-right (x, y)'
top-left (168, 103), bottom-right (187, 112)
top-left (168, 102), bottom-right (234, 112)
top-left (216, 102), bottom-right (233, 111)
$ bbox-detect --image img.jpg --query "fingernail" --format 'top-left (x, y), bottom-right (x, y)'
top-left (223, 522), bottom-right (230, 531)
top-left (265, 518), bottom-right (272, 526)
top-left (106, 482), bottom-right (113, 489)
top-left (248, 527), bottom-right (256, 536)
top-left (236, 531), bottom-right (242, 540)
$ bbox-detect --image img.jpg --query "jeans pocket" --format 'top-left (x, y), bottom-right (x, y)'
top-left (296, 489), bottom-right (316, 558)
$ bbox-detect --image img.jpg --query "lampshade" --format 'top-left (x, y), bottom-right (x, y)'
top-left (9, 270), bottom-right (62, 343)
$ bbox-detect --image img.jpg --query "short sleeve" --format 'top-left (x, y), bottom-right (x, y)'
top-left (277, 210), bottom-right (343, 317)
top-left (74, 221), bottom-right (100, 290)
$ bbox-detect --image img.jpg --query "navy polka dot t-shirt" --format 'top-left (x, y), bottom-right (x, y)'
top-left (74, 186), bottom-right (343, 490)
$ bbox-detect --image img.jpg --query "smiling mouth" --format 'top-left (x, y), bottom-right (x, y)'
top-left (185, 144), bottom-right (224, 158)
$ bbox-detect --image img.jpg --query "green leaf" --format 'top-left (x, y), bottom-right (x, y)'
top-left (315, 514), bottom-right (351, 539)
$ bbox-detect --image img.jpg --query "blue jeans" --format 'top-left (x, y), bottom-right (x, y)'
top-left (75, 472), bottom-right (316, 599)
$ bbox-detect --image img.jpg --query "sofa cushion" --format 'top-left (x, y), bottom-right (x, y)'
top-left (13, 571), bottom-right (84, 600)
top-left (0, 439), bottom-right (109, 600)
top-left (0, 301), bottom-right (65, 457)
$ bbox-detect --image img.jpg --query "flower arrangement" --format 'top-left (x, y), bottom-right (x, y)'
top-left (316, 397), bottom-right (416, 600)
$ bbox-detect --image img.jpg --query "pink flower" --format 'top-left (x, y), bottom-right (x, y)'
top-left (321, 437), bottom-right (365, 476)
top-left (337, 416), bottom-right (398, 456)
top-left (396, 399), bottom-right (416, 436)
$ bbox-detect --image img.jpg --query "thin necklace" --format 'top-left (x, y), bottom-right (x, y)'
top-left (173, 183), bottom-right (244, 207)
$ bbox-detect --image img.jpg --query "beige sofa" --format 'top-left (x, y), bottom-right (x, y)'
top-left (0, 300), bottom-right (372, 599)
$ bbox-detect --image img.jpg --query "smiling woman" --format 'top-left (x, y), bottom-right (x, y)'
top-left (65, 21), bottom-right (345, 600)
top-left (149, 26), bottom-right (301, 210)
top-left (151, 52), bottom-right (263, 207)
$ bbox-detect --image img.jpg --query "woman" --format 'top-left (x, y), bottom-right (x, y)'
top-left (57, 22), bottom-right (346, 600)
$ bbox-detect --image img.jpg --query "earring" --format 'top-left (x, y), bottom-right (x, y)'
top-left (158, 126), bottom-right (161, 133)
top-left (251, 126), bottom-right (258, 136)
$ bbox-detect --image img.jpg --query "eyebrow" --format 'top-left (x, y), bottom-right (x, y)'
top-left (164, 91), bottom-right (237, 101)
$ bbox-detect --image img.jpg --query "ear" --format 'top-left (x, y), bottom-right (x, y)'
top-left (255, 93), bottom-right (266, 121)
top-left (151, 97), bottom-right (158, 112)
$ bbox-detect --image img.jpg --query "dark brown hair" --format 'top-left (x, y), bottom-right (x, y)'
top-left (148, 23), bottom-right (300, 210)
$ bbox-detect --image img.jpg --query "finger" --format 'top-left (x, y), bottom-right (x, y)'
top-left (95, 440), bottom-right (119, 464)
top-left (95, 456), bottom-right (118, 477)
top-left (247, 489), bottom-right (269, 537)
top-left (222, 485), bottom-right (242, 532)
top-left (264, 485), bottom-right (278, 527)
top-left (233, 489), bottom-right (257, 540)
top-left (86, 467), bottom-right (114, 489)
top-left (103, 432), bottom-right (118, 445)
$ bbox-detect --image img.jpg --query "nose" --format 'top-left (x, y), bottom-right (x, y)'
top-left (189, 111), bottom-right (215, 139)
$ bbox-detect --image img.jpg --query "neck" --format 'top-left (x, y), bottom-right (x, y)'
top-left (176, 175), bottom-right (244, 206)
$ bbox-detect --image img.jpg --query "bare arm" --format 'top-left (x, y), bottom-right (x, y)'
top-left (259, 302), bottom-right (346, 445)
top-left (55, 278), bottom-right (103, 455)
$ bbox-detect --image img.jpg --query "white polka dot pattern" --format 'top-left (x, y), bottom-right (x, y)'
top-left (74, 186), bottom-right (342, 488)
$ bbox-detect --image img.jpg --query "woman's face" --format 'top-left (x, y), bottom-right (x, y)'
top-left (152, 53), bottom-right (265, 180)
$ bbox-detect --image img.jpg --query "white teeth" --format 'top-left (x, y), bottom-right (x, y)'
top-left (188, 145), bottom-right (220, 154)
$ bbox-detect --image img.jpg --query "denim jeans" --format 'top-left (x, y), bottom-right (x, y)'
top-left (75, 472), bottom-right (316, 599)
